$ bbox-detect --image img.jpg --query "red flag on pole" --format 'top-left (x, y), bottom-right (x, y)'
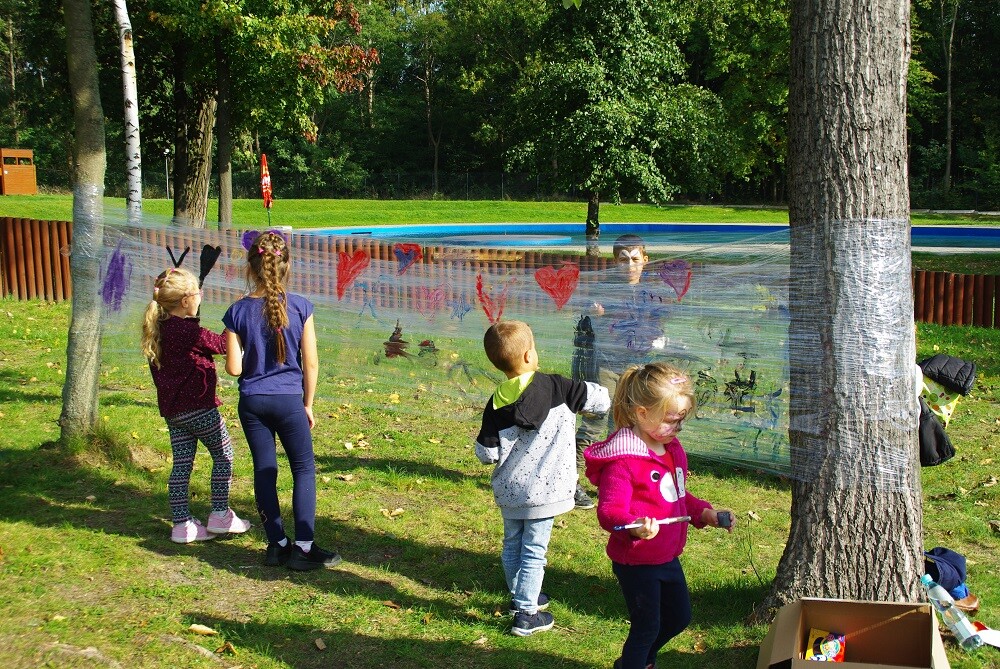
top-left (260, 153), bottom-right (274, 209)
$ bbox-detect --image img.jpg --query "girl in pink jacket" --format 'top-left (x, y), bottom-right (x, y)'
top-left (584, 362), bottom-right (734, 669)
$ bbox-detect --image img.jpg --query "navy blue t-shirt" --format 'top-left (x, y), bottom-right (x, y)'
top-left (222, 293), bottom-right (314, 396)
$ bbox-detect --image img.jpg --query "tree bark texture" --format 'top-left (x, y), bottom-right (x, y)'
top-left (114, 0), bottom-right (142, 220)
top-left (761, 0), bottom-right (922, 614)
top-left (216, 42), bottom-right (233, 230)
top-left (60, 0), bottom-right (106, 441)
top-left (174, 89), bottom-right (215, 228)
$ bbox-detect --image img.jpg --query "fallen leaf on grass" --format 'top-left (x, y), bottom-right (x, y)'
top-left (315, 638), bottom-right (327, 651)
top-left (421, 613), bottom-right (433, 625)
top-left (321, 476), bottom-right (331, 483)
top-left (344, 442), bottom-right (354, 450)
top-left (215, 641), bottom-right (237, 655)
top-left (472, 636), bottom-right (488, 646)
top-left (747, 511), bottom-right (761, 521)
top-left (428, 438), bottom-right (441, 444)
top-left (336, 473), bottom-right (354, 481)
top-left (188, 623), bottom-right (218, 636)
top-left (50, 614), bottom-right (67, 622)
top-left (85, 495), bottom-right (96, 502)
top-left (982, 476), bottom-right (997, 488)
top-left (989, 520), bottom-right (1000, 535)
top-left (380, 507), bottom-right (405, 518)
top-left (383, 600), bottom-right (401, 609)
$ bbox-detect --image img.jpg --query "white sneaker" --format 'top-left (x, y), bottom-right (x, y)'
top-left (171, 518), bottom-right (214, 544)
top-left (206, 509), bottom-right (252, 535)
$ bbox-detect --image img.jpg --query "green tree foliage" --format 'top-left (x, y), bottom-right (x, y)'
top-left (505, 0), bottom-right (730, 221)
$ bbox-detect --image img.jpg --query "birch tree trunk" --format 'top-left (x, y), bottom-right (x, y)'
top-left (114, 0), bottom-right (142, 220)
top-left (60, 0), bottom-right (106, 442)
top-left (759, 0), bottom-right (922, 614)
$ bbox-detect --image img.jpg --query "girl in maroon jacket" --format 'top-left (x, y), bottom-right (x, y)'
top-left (141, 268), bottom-right (251, 544)
top-left (584, 362), bottom-right (734, 669)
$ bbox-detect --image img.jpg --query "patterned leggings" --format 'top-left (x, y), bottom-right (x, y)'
top-left (165, 407), bottom-right (234, 524)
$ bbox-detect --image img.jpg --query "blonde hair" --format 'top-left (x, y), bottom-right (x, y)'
top-left (140, 267), bottom-right (200, 368)
top-left (483, 320), bottom-right (533, 374)
top-left (613, 362), bottom-right (695, 430)
top-left (246, 231), bottom-right (291, 364)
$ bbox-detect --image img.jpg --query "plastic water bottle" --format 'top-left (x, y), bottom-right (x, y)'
top-left (920, 574), bottom-right (984, 651)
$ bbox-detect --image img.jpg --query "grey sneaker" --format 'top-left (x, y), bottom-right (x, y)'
top-left (511, 610), bottom-right (554, 637)
top-left (574, 485), bottom-right (595, 510)
top-left (509, 592), bottom-right (550, 615)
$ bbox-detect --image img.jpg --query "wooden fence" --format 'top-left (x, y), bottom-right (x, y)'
top-left (2, 216), bottom-right (998, 328)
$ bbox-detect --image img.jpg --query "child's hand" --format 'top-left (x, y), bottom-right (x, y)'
top-left (591, 302), bottom-right (605, 316)
top-left (628, 517), bottom-right (659, 540)
top-left (304, 405), bottom-right (316, 429)
top-left (703, 508), bottom-right (735, 533)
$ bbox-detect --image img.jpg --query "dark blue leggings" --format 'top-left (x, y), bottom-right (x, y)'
top-left (238, 394), bottom-right (316, 544)
top-left (612, 558), bottom-right (692, 669)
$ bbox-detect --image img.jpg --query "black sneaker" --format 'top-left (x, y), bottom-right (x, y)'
top-left (286, 544), bottom-right (343, 571)
top-left (574, 485), bottom-right (595, 510)
top-left (265, 539), bottom-right (293, 566)
top-left (511, 610), bottom-right (554, 637)
top-left (509, 592), bottom-right (550, 615)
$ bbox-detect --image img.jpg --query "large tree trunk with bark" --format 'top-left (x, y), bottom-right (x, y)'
top-left (216, 40), bottom-right (233, 230)
top-left (174, 88), bottom-right (215, 228)
top-left (60, 0), bottom-right (106, 443)
top-left (759, 0), bottom-right (921, 616)
top-left (114, 0), bottom-right (142, 220)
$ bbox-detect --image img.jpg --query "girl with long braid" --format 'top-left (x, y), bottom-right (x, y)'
top-left (223, 231), bottom-right (341, 570)
top-left (141, 267), bottom-right (251, 543)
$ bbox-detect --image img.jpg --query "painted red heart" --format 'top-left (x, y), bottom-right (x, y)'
top-left (476, 274), bottom-right (511, 324)
top-left (393, 243), bottom-right (423, 275)
top-left (657, 259), bottom-right (692, 301)
top-left (416, 285), bottom-right (446, 319)
top-left (336, 249), bottom-right (370, 300)
top-left (534, 263), bottom-right (579, 310)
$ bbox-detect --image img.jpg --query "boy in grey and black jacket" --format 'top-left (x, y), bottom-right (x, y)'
top-left (475, 320), bottom-right (610, 637)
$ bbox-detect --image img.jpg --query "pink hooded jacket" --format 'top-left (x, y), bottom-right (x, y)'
top-left (585, 427), bottom-right (712, 565)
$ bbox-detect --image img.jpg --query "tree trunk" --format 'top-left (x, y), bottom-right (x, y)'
top-left (585, 191), bottom-right (600, 257)
top-left (60, 0), bottom-right (106, 443)
top-left (758, 0), bottom-right (921, 617)
top-left (174, 89), bottom-right (215, 228)
top-left (6, 19), bottom-right (18, 143)
top-left (216, 41), bottom-right (233, 230)
top-left (113, 0), bottom-right (142, 220)
top-left (941, 0), bottom-right (959, 193)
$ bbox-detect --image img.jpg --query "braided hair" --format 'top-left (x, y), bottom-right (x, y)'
top-left (246, 231), bottom-right (291, 365)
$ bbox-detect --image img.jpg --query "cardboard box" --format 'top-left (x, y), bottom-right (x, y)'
top-left (757, 598), bottom-right (950, 669)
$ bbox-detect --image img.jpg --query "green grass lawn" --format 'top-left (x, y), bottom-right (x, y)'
top-left (1, 293), bottom-right (998, 668)
top-left (2, 194), bottom-right (997, 228)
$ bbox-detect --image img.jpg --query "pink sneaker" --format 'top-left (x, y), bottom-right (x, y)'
top-left (171, 518), bottom-right (214, 544)
top-left (206, 509), bottom-right (252, 535)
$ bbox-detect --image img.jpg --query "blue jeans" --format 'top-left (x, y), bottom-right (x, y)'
top-left (238, 394), bottom-right (316, 544)
top-left (612, 558), bottom-right (691, 669)
top-left (501, 516), bottom-right (554, 614)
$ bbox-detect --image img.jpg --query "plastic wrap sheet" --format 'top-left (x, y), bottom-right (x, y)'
top-left (93, 210), bottom-right (914, 483)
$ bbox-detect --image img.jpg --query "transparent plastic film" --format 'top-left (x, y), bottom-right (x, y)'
top-left (786, 218), bottom-right (917, 490)
top-left (93, 211), bottom-right (915, 486)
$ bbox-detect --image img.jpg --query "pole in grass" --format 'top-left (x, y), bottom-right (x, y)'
top-left (260, 153), bottom-right (273, 226)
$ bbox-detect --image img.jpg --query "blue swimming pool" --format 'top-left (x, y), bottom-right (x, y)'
top-left (311, 222), bottom-right (1000, 250)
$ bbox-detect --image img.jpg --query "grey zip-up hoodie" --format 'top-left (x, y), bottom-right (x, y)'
top-left (475, 372), bottom-right (610, 519)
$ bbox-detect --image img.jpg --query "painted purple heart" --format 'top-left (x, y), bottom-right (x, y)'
top-left (657, 259), bottom-right (692, 301)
